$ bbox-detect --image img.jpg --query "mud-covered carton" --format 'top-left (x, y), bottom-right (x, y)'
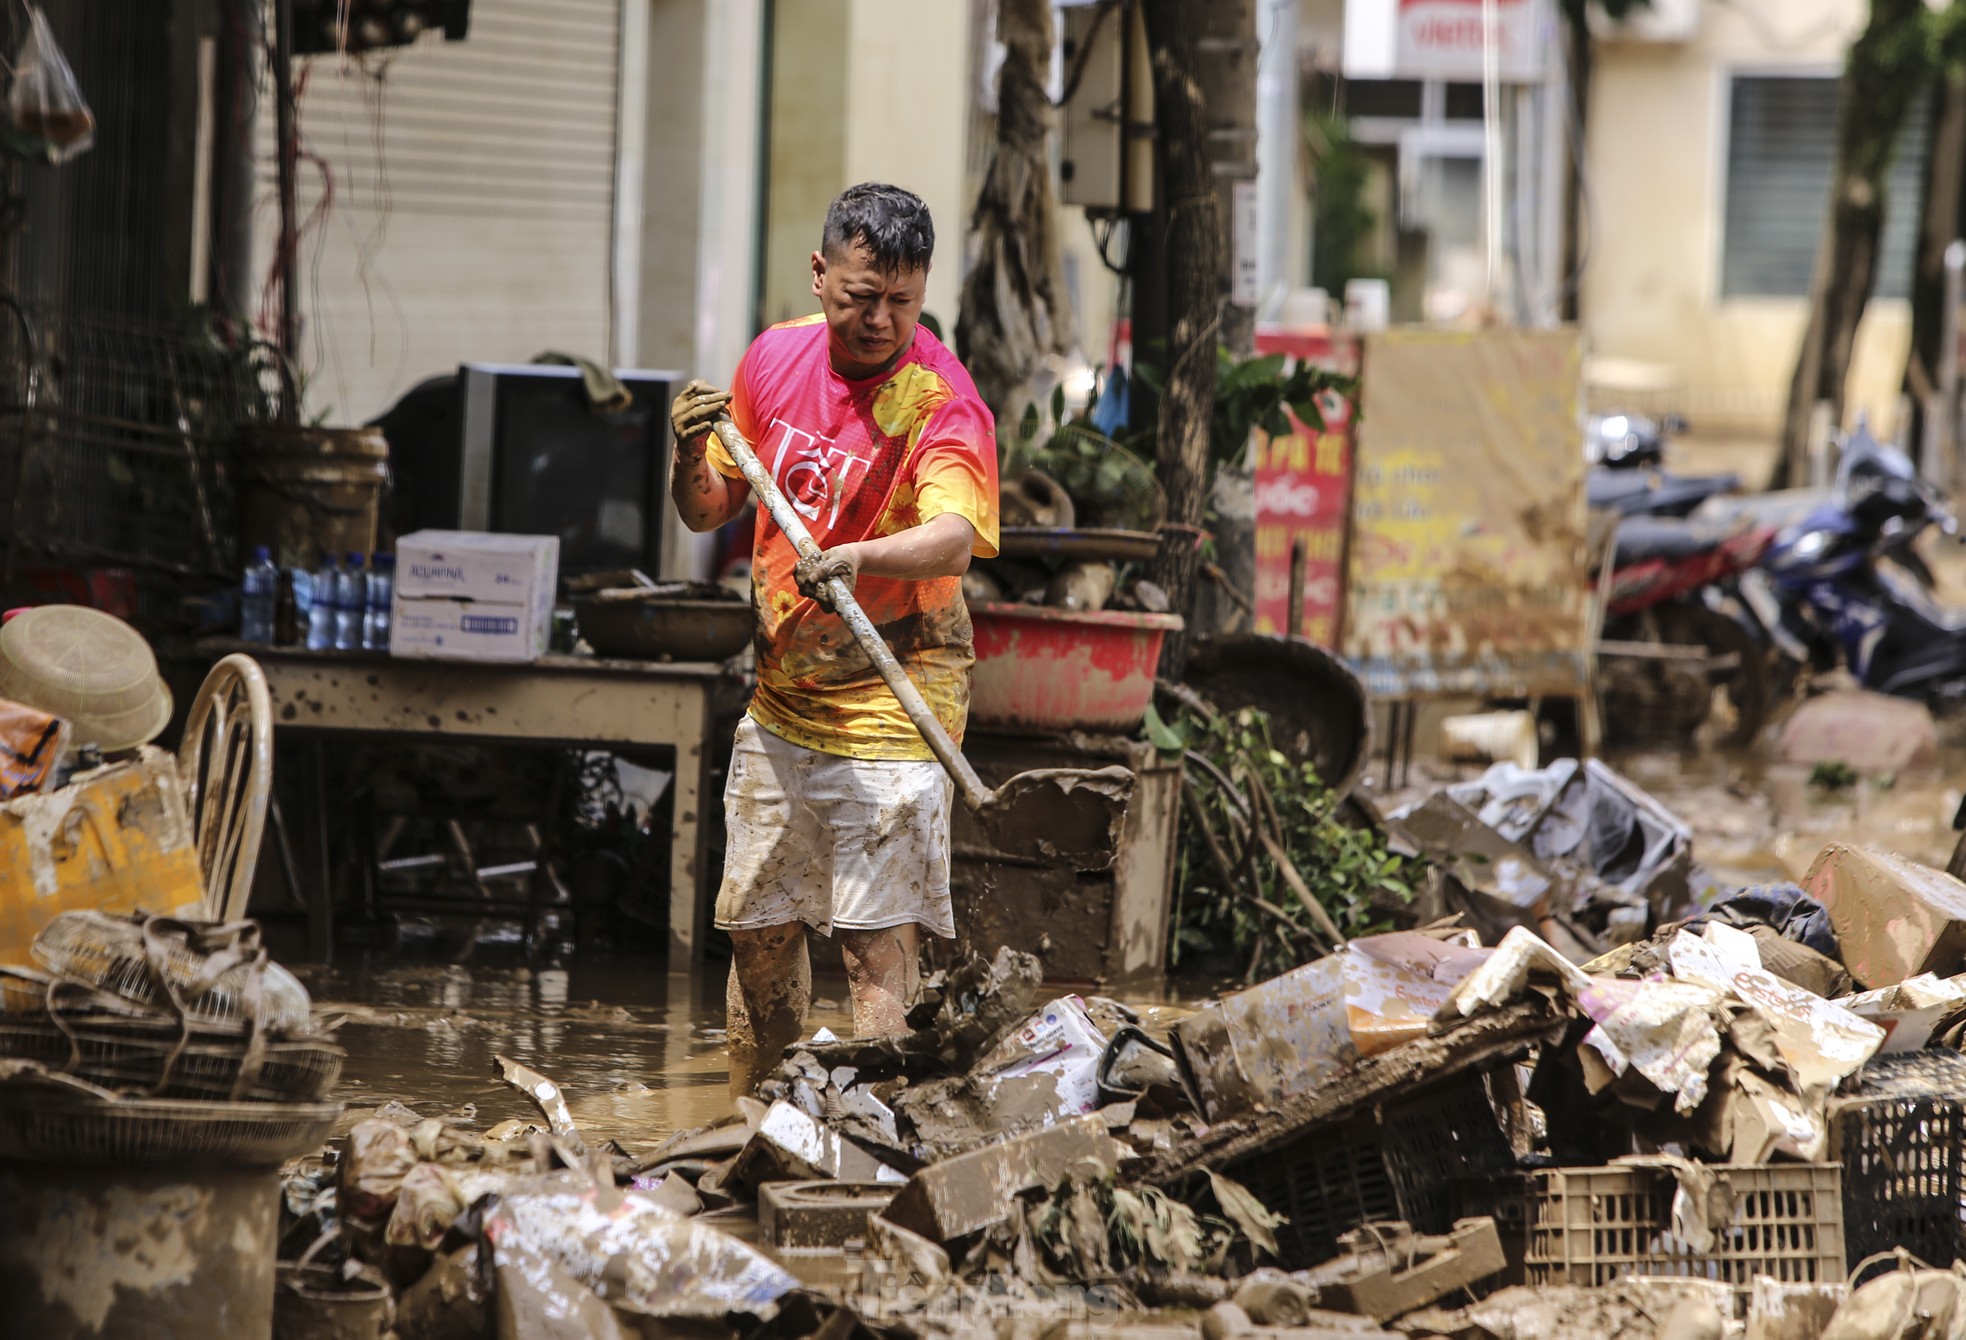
top-left (1804, 843), bottom-right (1966, 989)
top-left (1171, 931), bottom-right (1490, 1123)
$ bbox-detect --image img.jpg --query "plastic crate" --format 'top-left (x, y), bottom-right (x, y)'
top-left (1527, 1163), bottom-right (1844, 1291)
top-left (1450, 1172), bottom-right (1533, 1291)
top-left (1379, 1072), bottom-right (1519, 1231)
top-left (1228, 1114), bottom-right (1402, 1268)
top-left (1834, 1051), bottom-right (1966, 1274)
top-left (1227, 1071), bottom-right (1513, 1269)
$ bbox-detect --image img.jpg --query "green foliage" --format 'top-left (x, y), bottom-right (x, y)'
top-left (1305, 106), bottom-right (1381, 298)
top-left (1002, 378), bottom-right (1165, 532)
top-left (1163, 704), bottom-right (1411, 981)
top-left (1808, 759), bottom-right (1861, 792)
top-left (1131, 348), bottom-right (1357, 471)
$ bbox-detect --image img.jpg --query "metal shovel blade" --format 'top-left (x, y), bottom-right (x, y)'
top-left (975, 764), bottom-right (1135, 869)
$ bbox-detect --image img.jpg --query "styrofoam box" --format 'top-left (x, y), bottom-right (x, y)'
top-left (391, 595), bottom-right (549, 663)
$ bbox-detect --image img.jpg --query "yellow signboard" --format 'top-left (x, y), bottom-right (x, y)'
top-left (1342, 328), bottom-right (1589, 698)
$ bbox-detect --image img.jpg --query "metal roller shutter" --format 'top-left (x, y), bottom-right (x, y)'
top-left (1721, 74), bottom-right (1928, 301)
top-left (263, 0), bottom-right (622, 421)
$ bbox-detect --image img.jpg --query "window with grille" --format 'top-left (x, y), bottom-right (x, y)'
top-left (1720, 74), bottom-right (1929, 300)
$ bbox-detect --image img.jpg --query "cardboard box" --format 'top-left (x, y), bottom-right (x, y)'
top-left (391, 595), bottom-right (549, 663)
top-left (1803, 843), bottom-right (1966, 989)
top-left (391, 530), bottom-right (557, 663)
top-left (395, 530), bottom-right (558, 604)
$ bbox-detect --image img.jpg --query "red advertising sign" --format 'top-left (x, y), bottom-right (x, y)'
top-left (1253, 399), bottom-right (1353, 645)
top-left (1250, 327), bottom-right (1359, 646)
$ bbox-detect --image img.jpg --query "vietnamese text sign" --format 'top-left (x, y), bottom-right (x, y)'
top-left (1253, 402), bottom-right (1352, 645)
top-left (1342, 327), bottom-right (1588, 699)
top-left (1343, 0), bottom-right (1552, 83)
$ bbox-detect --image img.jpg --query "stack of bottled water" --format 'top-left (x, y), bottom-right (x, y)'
top-left (305, 553), bottom-right (338, 650)
top-left (364, 552), bottom-right (395, 651)
top-left (240, 546), bottom-right (277, 644)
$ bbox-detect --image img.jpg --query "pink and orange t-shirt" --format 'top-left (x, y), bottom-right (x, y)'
top-left (706, 317), bottom-right (1000, 761)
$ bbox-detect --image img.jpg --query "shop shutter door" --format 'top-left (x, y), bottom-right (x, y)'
top-left (262, 0), bottom-right (621, 421)
top-left (1721, 75), bottom-right (1927, 300)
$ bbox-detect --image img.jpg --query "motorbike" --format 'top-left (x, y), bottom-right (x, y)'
top-left (1589, 467), bottom-right (1743, 519)
top-left (1742, 427), bottom-right (1966, 708)
top-left (1596, 513), bottom-right (1778, 747)
top-left (1587, 412), bottom-right (1688, 470)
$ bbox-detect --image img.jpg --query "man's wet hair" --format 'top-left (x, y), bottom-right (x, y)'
top-left (821, 183), bottom-right (934, 274)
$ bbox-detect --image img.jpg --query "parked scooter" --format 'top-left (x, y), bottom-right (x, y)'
top-left (1589, 467), bottom-right (1744, 519)
top-left (1743, 424), bottom-right (1966, 706)
top-left (1597, 514), bottom-right (1778, 747)
top-left (1587, 412), bottom-right (1686, 470)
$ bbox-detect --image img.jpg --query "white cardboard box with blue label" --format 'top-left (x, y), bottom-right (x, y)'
top-left (391, 530), bottom-right (559, 662)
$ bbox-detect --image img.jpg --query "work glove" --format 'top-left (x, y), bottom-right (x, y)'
top-left (670, 378), bottom-right (731, 451)
top-left (795, 550), bottom-right (859, 612)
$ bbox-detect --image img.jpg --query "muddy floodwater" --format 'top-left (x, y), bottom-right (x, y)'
top-left (297, 958), bottom-right (853, 1153)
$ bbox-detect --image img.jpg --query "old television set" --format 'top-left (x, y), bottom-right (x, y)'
top-left (446, 363), bottom-right (680, 578)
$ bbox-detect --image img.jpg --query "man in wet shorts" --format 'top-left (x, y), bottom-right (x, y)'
top-left (668, 182), bottom-right (1000, 1096)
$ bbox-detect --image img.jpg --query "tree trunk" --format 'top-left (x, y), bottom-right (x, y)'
top-left (1776, 0), bottom-right (1933, 487)
top-left (1559, 4), bottom-right (1591, 324)
top-left (1902, 67), bottom-right (1966, 455)
top-left (1142, 0), bottom-right (1222, 677)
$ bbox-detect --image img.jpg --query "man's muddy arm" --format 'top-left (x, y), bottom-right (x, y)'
top-left (813, 513), bottom-right (977, 588)
top-left (670, 439), bottom-right (750, 533)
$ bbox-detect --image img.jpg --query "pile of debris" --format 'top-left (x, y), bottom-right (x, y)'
top-left (268, 797), bottom-right (1966, 1338)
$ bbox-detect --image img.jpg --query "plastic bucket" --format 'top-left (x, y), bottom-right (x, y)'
top-left (237, 425), bottom-right (389, 569)
top-left (967, 603), bottom-right (1182, 731)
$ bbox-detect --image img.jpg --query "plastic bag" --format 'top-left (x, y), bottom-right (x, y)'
top-left (6, 7), bottom-right (93, 165)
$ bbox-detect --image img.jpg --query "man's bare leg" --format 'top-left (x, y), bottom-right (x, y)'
top-left (839, 923), bottom-right (919, 1037)
top-left (726, 922), bottom-right (810, 1100)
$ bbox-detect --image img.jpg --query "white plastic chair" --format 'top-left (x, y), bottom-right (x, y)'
top-left (177, 653), bottom-right (273, 922)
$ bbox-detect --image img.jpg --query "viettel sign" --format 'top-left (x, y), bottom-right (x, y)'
top-left (1343, 0), bottom-right (1554, 83)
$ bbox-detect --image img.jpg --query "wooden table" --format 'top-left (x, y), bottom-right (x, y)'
top-left (187, 640), bottom-right (744, 963)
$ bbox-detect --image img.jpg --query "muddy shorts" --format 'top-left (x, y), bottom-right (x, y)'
top-left (713, 716), bottom-right (957, 938)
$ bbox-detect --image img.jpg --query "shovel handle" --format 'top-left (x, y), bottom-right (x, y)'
top-left (711, 419), bottom-right (994, 812)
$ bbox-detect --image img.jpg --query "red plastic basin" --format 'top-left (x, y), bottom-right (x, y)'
top-left (967, 602), bottom-right (1183, 731)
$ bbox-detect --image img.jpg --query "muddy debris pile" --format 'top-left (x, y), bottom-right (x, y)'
top-left (273, 832), bottom-right (1966, 1339)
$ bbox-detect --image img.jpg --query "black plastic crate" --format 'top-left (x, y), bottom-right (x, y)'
top-left (1834, 1051), bottom-right (1966, 1274)
top-left (1380, 1072), bottom-right (1519, 1232)
top-left (1225, 1071), bottom-right (1513, 1268)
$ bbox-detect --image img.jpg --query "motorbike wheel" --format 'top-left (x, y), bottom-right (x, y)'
top-left (1599, 604), bottom-right (1769, 749)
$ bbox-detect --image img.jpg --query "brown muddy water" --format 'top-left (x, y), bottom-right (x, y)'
top-left (299, 958), bottom-right (1191, 1155)
top-left (295, 958), bottom-right (850, 1154)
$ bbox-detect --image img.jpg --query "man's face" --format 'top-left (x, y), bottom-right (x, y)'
top-left (812, 242), bottom-right (926, 376)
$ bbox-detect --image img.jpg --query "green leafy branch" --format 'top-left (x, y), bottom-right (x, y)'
top-left (1152, 702), bottom-right (1410, 981)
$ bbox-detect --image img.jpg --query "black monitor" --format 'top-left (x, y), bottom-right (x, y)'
top-left (442, 362), bottom-right (678, 578)
top-left (368, 362), bottom-right (680, 578)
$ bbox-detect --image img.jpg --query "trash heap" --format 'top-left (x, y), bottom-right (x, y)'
top-left (266, 774), bottom-right (1966, 1339)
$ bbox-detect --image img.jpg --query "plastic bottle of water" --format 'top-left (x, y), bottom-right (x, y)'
top-left (306, 553), bottom-right (339, 651)
top-left (364, 552), bottom-right (395, 651)
top-left (334, 552), bottom-right (367, 651)
top-left (240, 545), bottom-right (277, 644)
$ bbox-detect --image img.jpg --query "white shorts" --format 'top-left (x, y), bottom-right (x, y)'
top-left (713, 716), bottom-right (956, 938)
